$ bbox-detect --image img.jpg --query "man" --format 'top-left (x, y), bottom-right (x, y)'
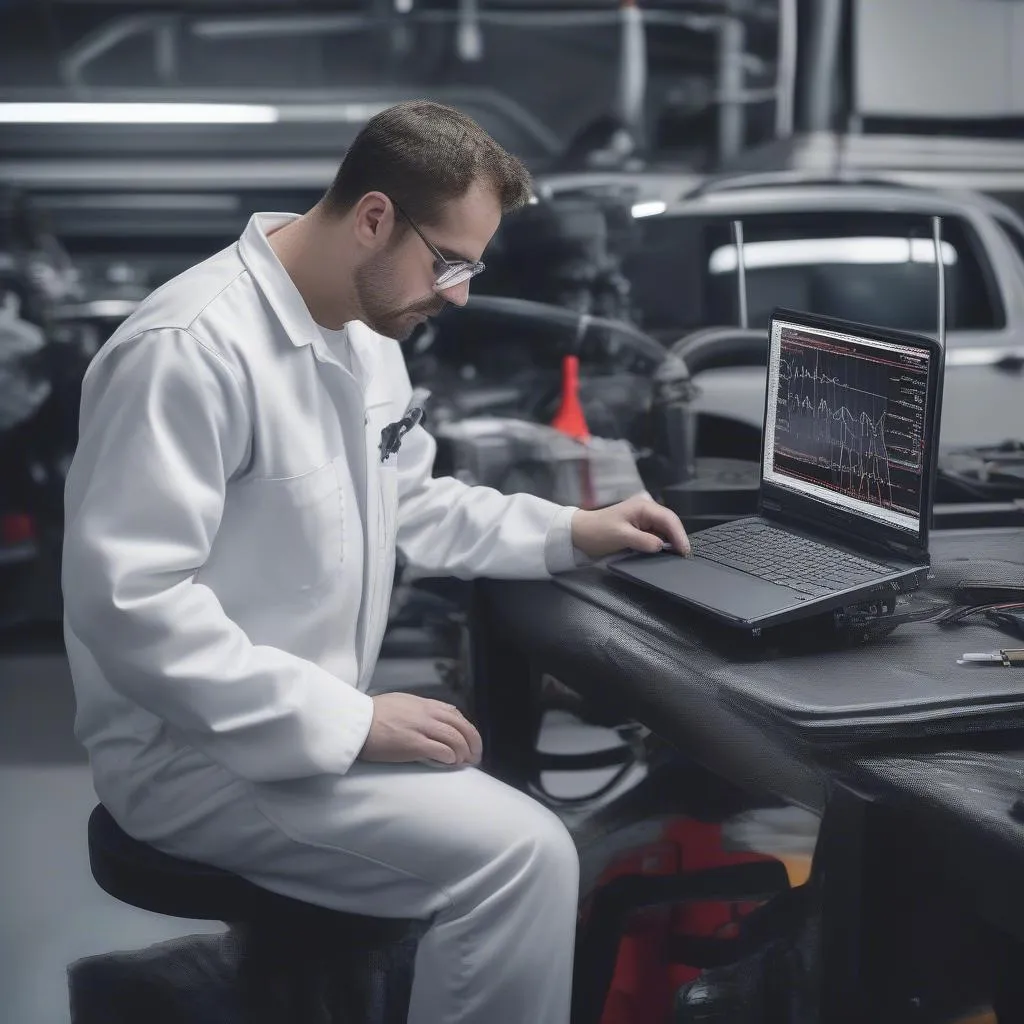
top-left (62, 100), bottom-right (690, 1024)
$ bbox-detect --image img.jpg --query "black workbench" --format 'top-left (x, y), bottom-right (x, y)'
top-left (471, 528), bottom-right (1024, 1024)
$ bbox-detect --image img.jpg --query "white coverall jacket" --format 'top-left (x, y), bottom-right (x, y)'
top-left (62, 212), bottom-right (584, 1024)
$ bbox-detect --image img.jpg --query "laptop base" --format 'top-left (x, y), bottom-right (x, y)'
top-left (608, 548), bottom-right (928, 632)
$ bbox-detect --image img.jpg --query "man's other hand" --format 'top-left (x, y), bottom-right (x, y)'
top-left (571, 495), bottom-right (691, 560)
top-left (359, 692), bottom-right (483, 766)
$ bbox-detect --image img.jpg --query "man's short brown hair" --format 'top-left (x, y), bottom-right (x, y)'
top-left (322, 100), bottom-right (533, 227)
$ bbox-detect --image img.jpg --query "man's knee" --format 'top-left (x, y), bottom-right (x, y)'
top-left (522, 802), bottom-right (580, 891)
top-left (450, 770), bottom-right (579, 895)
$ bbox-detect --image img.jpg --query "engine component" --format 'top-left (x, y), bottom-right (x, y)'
top-left (434, 417), bottom-right (645, 510)
top-left (486, 194), bottom-right (640, 322)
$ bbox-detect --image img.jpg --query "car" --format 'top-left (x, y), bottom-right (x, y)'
top-left (528, 171), bottom-right (1024, 455)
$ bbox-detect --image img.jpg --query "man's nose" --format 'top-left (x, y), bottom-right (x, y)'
top-left (440, 280), bottom-right (471, 308)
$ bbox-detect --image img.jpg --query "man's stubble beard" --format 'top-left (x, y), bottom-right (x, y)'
top-left (354, 247), bottom-right (447, 341)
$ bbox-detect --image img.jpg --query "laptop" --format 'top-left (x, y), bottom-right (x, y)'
top-left (609, 306), bottom-right (945, 629)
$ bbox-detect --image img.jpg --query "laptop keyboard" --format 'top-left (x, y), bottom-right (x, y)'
top-left (690, 519), bottom-right (895, 598)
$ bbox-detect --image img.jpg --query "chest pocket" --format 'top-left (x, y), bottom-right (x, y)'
top-left (233, 458), bottom-right (345, 594)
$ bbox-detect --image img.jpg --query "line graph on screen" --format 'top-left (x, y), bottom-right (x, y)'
top-left (773, 337), bottom-right (927, 510)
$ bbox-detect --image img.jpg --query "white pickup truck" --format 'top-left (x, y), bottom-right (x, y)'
top-left (537, 170), bottom-right (1024, 452)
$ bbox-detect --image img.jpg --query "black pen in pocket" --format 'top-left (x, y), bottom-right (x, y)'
top-left (379, 388), bottom-right (431, 463)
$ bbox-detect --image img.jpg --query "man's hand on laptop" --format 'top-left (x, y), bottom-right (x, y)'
top-left (572, 495), bottom-right (691, 560)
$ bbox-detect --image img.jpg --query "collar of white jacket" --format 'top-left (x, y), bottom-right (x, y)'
top-left (237, 211), bottom-right (380, 357)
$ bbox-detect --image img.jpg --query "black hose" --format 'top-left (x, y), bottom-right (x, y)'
top-left (465, 293), bottom-right (667, 366)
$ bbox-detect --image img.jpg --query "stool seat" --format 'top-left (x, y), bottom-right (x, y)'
top-left (80, 804), bottom-right (425, 1024)
top-left (87, 803), bottom-right (413, 941)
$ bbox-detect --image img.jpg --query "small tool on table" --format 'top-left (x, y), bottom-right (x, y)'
top-left (957, 648), bottom-right (1024, 667)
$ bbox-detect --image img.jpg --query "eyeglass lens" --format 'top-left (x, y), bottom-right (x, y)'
top-left (435, 263), bottom-right (482, 290)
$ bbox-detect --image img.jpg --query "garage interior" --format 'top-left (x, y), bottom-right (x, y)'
top-left (3, 2), bottom-right (1024, 1023)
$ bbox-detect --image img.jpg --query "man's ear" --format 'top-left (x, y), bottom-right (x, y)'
top-left (352, 192), bottom-right (392, 248)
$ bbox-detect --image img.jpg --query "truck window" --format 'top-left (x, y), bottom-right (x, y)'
top-left (626, 210), bottom-right (1006, 337)
top-left (995, 217), bottom-right (1024, 267)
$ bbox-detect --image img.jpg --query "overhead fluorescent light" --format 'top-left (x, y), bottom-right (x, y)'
top-left (0, 103), bottom-right (280, 124)
top-left (709, 237), bottom-right (959, 274)
top-left (631, 201), bottom-right (666, 218)
top-left (275, 102), bottom-right (390, 123)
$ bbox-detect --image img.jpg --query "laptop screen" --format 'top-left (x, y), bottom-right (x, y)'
top-left (763, 316), bottom-right (932, 538)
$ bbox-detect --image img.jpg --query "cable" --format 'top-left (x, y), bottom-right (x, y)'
top-left (529, 759), bottom-right (639, 808)
top-left (529, 722), bottom-right (649, 807)
top-left (936, 601), bottom-right (1024, 628)
top-left (985, 607), bottom-right (1024, 641)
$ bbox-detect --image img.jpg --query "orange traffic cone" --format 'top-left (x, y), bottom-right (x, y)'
top-left (551, 355), bottom-right (591, 441)
top-left (551, 355), bottom-right (596, 507)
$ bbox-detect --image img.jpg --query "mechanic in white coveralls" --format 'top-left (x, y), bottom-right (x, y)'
top-left (61, 100), bottom-right (691, 1024)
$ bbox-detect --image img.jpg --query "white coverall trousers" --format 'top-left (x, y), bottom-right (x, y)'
top-left (141, 757), bottom-right (581, 1024)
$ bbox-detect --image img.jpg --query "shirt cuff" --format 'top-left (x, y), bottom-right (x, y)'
top-left (544, 505), bottom-right (594, 574)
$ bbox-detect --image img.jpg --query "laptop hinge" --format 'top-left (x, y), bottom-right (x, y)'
top-left (762, 501), bottom-right (926, 563)
top-left (878, 536), bottom-right (926, 562)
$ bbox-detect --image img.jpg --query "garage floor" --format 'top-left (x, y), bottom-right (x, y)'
top-left (0, 624), bottom-right (647, 1024)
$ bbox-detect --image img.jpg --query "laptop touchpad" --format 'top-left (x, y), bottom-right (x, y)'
top-left (614, 553), bottom-right (803, 622)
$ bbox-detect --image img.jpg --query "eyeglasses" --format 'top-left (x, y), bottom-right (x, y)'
top-left (390, 198), bottom-right (485, 292)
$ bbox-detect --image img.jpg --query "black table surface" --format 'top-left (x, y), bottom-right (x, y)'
top-left (475, 527), bottom-right (1024, 930)
top-left (848, 747), bottom-right (1024, 939)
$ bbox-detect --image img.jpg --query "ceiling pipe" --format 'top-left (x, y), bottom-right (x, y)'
top-left (60, 14), bottom-right (178, 89)
top-left (801, 0), bottom-right (845, 133)
top-left (615, 0), bottom-right (647, 153)
top-left (457, 0), bottom-right (484, 62)
top-left (717, 1), bottom-right (746, 162)
top-left (774, 0), bottom-right (798, 138)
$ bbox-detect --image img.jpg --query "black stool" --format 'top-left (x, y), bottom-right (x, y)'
top-left (69, 803), bottom-right (426, 1024)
